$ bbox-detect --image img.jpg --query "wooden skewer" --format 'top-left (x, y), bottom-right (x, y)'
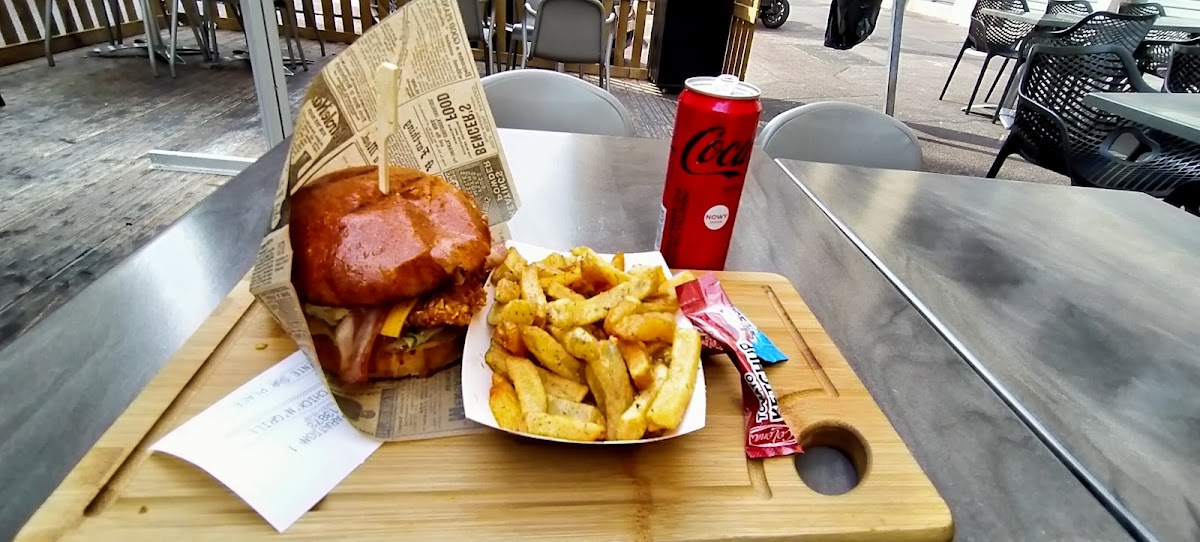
top-left (375, 62), bottom-right (399, 195)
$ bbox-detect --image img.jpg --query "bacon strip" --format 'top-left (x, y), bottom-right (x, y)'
top-left (331, 307), bottom-right (388, 383)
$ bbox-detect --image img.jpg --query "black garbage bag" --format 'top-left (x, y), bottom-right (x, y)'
top-left (824, 0), bottom-right (883, 50)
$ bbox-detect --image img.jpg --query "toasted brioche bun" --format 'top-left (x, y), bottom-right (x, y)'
top-left (289, 166), bottom-right (491, 307)
top-left (367, 328), bottom-right (466, 379)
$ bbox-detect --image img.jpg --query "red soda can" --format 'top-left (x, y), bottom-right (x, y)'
top-left (656, 74), bottom-right (762, 270)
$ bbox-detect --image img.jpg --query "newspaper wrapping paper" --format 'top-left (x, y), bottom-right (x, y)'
top-left (249, 0), bottom-right (520, 441)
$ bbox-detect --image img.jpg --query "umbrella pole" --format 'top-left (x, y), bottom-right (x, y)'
top-left (885, 0), bottom-right (906, 116)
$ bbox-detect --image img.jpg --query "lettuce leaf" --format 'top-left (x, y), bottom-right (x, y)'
top-left (389, 327), bottom-right (445, 350)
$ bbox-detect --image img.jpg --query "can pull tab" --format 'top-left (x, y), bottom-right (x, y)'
top-left (717, 74), bottom-right (741, 94)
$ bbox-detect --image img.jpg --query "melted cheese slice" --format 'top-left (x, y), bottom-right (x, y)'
top-left (379, 298), bottom-right (419, 338)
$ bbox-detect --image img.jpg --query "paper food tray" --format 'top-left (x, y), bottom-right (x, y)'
top-left (462, 241), bottom-right (707, 444)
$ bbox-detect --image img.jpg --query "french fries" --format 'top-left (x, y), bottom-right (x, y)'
top-left (547, 276), bottom-right (654, 328)
top-left (522, 326), bottom-right (584, 381)
top-left (508, 357), bottom-right (547, 415)
top-left (495, 278), bottom-right (522, 303)
top-left (492, 250), bottom-right (528, 284)
top-left (489, 375), bottom-right (526, 431)
top-left (617, 340), bottom-right (654, 390)
top-left (486, 247), bottom-right (702, 442)
top-left (526, 412), bottom-right (605, 441)
top-left (494, 320), bottom-right (528, 357)
top-left (496, 299), bottom-right (539, 327)
top-left (610, 312), bottom-right (676, 343)
top-left (593, 340), bottom-right (636, 439)
top-left (647, 327), bottom-right (702, 432)
top-left (520, 267), bottom-right (548, 325)
top-left (549, 397), bottom-right (604, 424)
top-left (613, 364), bottom-right (669, 440)
top-left (545, 282), bottom-right (585, 301)
top-left (485, 344), bottom-right (515, 377)
top-left (604, 297), bottom-right (641, 336)
top-left (538, 367), bottom-right (590, 402)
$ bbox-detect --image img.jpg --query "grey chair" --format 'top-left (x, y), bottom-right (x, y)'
top-left (459, 0), bottom-right (495, 75)
top-left (506, 0), bottom-right (540, 70)
top-left (521, 0), bottom-right (617, 89)
top-left (758, 102), bottom-right (924, 171)
top-left (481, 70), bottom-right (634, 136)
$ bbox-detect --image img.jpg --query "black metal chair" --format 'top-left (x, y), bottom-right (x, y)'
top-left (1164, 41), bottom-right (1200, 92)
top-left (988, 44), bottom-right (1200, 201)
top-left (1046, 0), bottom-right (1092, 15)
top-left (939, 0), bottom-right (1033, 116)
top-left (991, 11), bottom-right (1157, 122)
top-left (1122, 3), bottom-right (1200, 74)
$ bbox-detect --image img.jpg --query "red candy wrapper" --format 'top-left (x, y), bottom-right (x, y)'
top-left (677, 274), bottom-right (802, 459)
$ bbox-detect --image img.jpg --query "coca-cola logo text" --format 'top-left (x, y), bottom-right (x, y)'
top-left (680, 127), bottom-right (753, 178)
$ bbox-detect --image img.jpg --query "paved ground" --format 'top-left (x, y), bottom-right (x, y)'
top-left (747, 0), bottom-right (1067, 184)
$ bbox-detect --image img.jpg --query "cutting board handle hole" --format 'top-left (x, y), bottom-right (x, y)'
top-left (793, 423), bottom-right (868, 496)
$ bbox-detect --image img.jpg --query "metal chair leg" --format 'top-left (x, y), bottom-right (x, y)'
top-left (183, 0), bottom-right (209, 60)
top-left (109, 0), bottom-right (124, 42)
top-left (987, 134), bottom-right (1018, 178)
top-left (205, 0), bottom-right (219, 59)
top-left (139, 0), bottom-right (159, 76)
top-left (965, 54), bottom-right (993, 116)
top-left (300, 0), bottom-right (325, 56)
top-left (992, 58), bottom-right (1023, 124)
top-left (169, 0), bottom-right (181, 76)
top-left (985, 58), bottom-right (1009, 102)
top-left (44, 0), bottom-right (56, 66)
top-left (939, 42), bottom-right (968, 100)
top-left (93, 0), bottom-right (115, 44)
top-left (281, 4), bottom-right (307, 71)
top-left (520, 24), bottom-right (528, 69)
top-left (484, 37), bottom-right (494, 75)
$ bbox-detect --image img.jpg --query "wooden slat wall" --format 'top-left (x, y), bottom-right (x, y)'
top-left (723, 0), bottom-right (757, 80)
top-left (0, 0), bottom-right (157, 65)
top-left (0, 0), bottom-right (717, 83)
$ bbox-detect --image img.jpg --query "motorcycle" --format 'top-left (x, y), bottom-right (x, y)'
top-left (759, 0), bottom-right (790, 29)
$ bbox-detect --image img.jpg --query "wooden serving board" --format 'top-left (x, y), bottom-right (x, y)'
top-left (19, 272), bottom-right (952, 542)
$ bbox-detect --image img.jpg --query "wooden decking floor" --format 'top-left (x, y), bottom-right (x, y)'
top-left (0, 30), bottom-right (676, 350)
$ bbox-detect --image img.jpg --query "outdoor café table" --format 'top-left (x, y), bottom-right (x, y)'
top-left (0, 129), bottom-right (1132, 541)
top-left (785, 159), bottom-right (1200, 542)
top-left (979, 8), bottom-right (1200, 33)
top-left (1085, 92), bottom-right (1200, 143)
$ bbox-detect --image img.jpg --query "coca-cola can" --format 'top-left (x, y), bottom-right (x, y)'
top-left (656, 74), bottom-right (762, 270)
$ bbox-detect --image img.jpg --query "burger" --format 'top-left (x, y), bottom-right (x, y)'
top-left (289, 166), bottom-right (503, 384)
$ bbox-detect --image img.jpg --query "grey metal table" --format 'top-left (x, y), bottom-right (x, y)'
top-left (2, 130), bottom-right (1132, 541)
top-left (786, 160), bottom-right (1200, 542)
top-left (1086, 92), bottom-right (1200, 143)
top-left (980, 8), bottom-right (1200, 33)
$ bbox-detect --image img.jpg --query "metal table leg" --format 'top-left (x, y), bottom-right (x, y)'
top-left (241, 0), bottom-right (293, 146)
